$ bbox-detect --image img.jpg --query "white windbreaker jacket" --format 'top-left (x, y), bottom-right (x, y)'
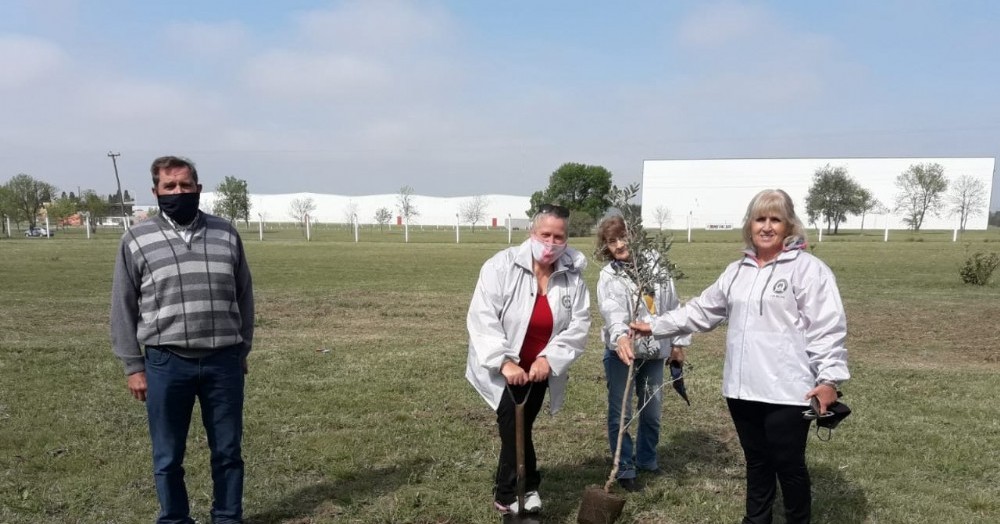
top-left (651, 245), bottom-right (849, 406)
top-left (466, 240), bottom-right (591, 413)
top-left (597, 260), bottom-right (691, 359)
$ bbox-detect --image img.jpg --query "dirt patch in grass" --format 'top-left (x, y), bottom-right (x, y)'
top-left (848, 299), bottom-right (1000, 370)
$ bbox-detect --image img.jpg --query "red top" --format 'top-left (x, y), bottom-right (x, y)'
top-left (519, 293), bottom-right (553, 372)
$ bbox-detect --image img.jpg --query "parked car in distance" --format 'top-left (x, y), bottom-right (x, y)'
top-left (25, 227), bottom-right (54, 237)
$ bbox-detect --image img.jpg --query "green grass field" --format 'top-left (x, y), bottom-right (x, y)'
top-left (1, 227), bottom-right (998, 523)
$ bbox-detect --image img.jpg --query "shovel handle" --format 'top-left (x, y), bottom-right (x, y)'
top-left (515, 401), bottom-right (526, 515)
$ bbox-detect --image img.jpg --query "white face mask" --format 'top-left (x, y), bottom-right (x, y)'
top-left (530, 236), bottom-right (567, 265)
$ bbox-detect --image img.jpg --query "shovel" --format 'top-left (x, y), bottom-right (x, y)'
top-left (503, 385), bottom-right (542, 524)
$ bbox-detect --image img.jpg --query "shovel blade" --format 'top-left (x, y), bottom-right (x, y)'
top-left (577, 485), bottom-right (626, 524)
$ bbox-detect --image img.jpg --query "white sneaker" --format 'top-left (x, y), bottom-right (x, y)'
top-left (524, 491), bottom-right (542, 513)
top-left (498, 491), bottom-right (542, 514)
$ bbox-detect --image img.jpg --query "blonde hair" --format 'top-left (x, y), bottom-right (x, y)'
top-left (741, 189), bottom-right (807, 250)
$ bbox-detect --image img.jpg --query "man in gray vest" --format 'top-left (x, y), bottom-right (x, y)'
top-left (111, 155), bottom-right (254, 523)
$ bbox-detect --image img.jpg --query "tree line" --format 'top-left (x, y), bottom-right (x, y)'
top-left (524, 161), bottom-right (992, 237)
top-left (0, 173), bottom-right (137, 233)
top-left (4, 163), bottom-right (992, 237)
top-left (806, 162), bottom-right (990, 233)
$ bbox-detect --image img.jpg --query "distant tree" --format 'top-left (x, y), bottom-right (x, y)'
top-left (460, 195), bottom-right (490, 231)
top-left (565, 210), bottom-right (595, 237)
top-left (214, 176), bottom-right (252, 226)
top-left (6, 174), bottom-right (57, 228)
top-left (147, 207), bottom-right (160, 218)
top-left (947, 175), bottom-right (988, 231)
top-left (68, 191), bottom-right (77, 201)
top-left (805, 165), bottom-right (863, 234)
top-left (396, 185), bottom-right (419, 224)
top-left (855, 188), bottom-right (881, 232)
top-left (123, 190), bottom-right (132, 202)
top-left (528, 163), bottom-right (613, 231)
top-left (79, 190), bottom-right (108, 229)
top-left (289, 197), bottom-right (316, 226)
top-left (60, 191), bottom-right (67, 200)
top-left (374, 207), bottom-right (393, 231)
top-left (343, 200), bottom-right (359, 226)
top-left (990, 210), bottom-right (1000, 228)
top-left (107, 189), bottom-right (133, 217)
top-left (0, 183), bottom-right (17, 231)
top-left (653, 205), bottom-right (671, 230)
top-left (894, 163), bottom-right (948, 231)
top-left (47, 197), bottom-right (79, 229)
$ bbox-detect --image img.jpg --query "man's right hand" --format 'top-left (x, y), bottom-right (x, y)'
top-left (127, 372), bottom-right (148, 402)
top-left (501, 360), bottom-right (528, 386)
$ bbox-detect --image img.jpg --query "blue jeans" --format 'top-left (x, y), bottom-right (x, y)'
top-left (604, 348), bottom-right (664, 479)
top-left (145, 345), bottom-right (245, 524)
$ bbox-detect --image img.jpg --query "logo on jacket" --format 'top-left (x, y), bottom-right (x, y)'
top-left (772, 279), bottom-right (789, 295)
top-left (561, 295), bottom-right (572, 309)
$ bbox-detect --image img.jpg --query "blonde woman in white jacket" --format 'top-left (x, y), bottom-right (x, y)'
top-left (595, 215), bottom-right (690, 493)
top-left (466, 204), bottom-right (591, 516)
top-left (632, 190), bottom-right (849, 524)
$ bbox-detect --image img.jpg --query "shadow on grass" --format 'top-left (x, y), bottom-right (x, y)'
top-left (535, 429), bottom-right (737, 523)
top-left (810, 463), bottom-right (870, 524)
top-left (538, 429), bottom-right (870, 523)
top-left (245, 458), bottom-right (432, 524)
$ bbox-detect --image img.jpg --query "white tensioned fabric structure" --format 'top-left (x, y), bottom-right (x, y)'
top-left (641, 158), bottom-right (996, 231)
top-left (198, 192), bottom-right (533, 228)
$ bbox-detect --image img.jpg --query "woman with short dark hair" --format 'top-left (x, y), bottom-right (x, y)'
top-left (594, 214), bottom-right (689, 492)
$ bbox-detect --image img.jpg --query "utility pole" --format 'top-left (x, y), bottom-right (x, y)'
top-left (107, 151), bottom-right (127, 229)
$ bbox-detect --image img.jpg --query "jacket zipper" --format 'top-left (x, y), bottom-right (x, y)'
top-left (737, 264), bottom-right (761, 398)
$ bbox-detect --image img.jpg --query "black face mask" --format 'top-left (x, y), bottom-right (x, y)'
top-left (157, 192), bottom-right (201, 225)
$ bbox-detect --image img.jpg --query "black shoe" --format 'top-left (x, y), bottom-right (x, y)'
top-left (617, 478), bottom-right (642, 493)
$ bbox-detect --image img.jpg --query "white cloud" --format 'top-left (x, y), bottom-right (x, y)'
top-left (676, 2), bottom-right (771, 49)
top-left (162, 20), bottom-right (248, 59)
top-left (0, 34), bottom-right (67, 89)
top-left (243, 49), bottom-right (391, 100)
top-left (668, 3), bottom-right (848, 113)
top-left (292, 0), bottom-right (454, 51)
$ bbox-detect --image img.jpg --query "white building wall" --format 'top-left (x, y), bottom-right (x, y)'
top-left (198, 192), bottom-right (532, 227)
top-left (641, 158), bottom-right (996, 231)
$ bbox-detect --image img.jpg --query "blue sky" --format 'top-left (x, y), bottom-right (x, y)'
top-left (1, 0), bottom-right (998, 209)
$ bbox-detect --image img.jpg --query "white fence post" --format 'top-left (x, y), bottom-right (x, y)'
top-left (507, 214), bottom-right (512, 244)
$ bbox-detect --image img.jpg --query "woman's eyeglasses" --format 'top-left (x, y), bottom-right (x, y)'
top-left (536, 204), bottom-right (570, 218)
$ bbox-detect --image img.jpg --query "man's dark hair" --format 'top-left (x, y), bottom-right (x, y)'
top-left (150, 156), bottom-right (199, 186)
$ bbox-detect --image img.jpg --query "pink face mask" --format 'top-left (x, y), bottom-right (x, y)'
top-left (530, 236), bottom-right (567, 265)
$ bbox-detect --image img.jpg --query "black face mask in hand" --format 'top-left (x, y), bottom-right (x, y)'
top-left (157, 192), bottom-right (201, 225)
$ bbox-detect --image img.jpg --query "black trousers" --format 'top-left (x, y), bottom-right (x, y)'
top-left (494, 381), bottom-right (548, 504)
top-left (727, 398), bottom-right (813, 524)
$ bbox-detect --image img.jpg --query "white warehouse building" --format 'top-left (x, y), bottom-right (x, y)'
top-left (641, 158), bottom-right (996, 232)
top-left (197, 192), bottom-right (533, 229)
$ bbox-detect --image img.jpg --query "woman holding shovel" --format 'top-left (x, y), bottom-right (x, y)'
top-left (466, 204), bottom-right (591, 517)
top-left (631, 189), bottom-right (849, 524)
top-left (595, 215), bottom-right (690, 493)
